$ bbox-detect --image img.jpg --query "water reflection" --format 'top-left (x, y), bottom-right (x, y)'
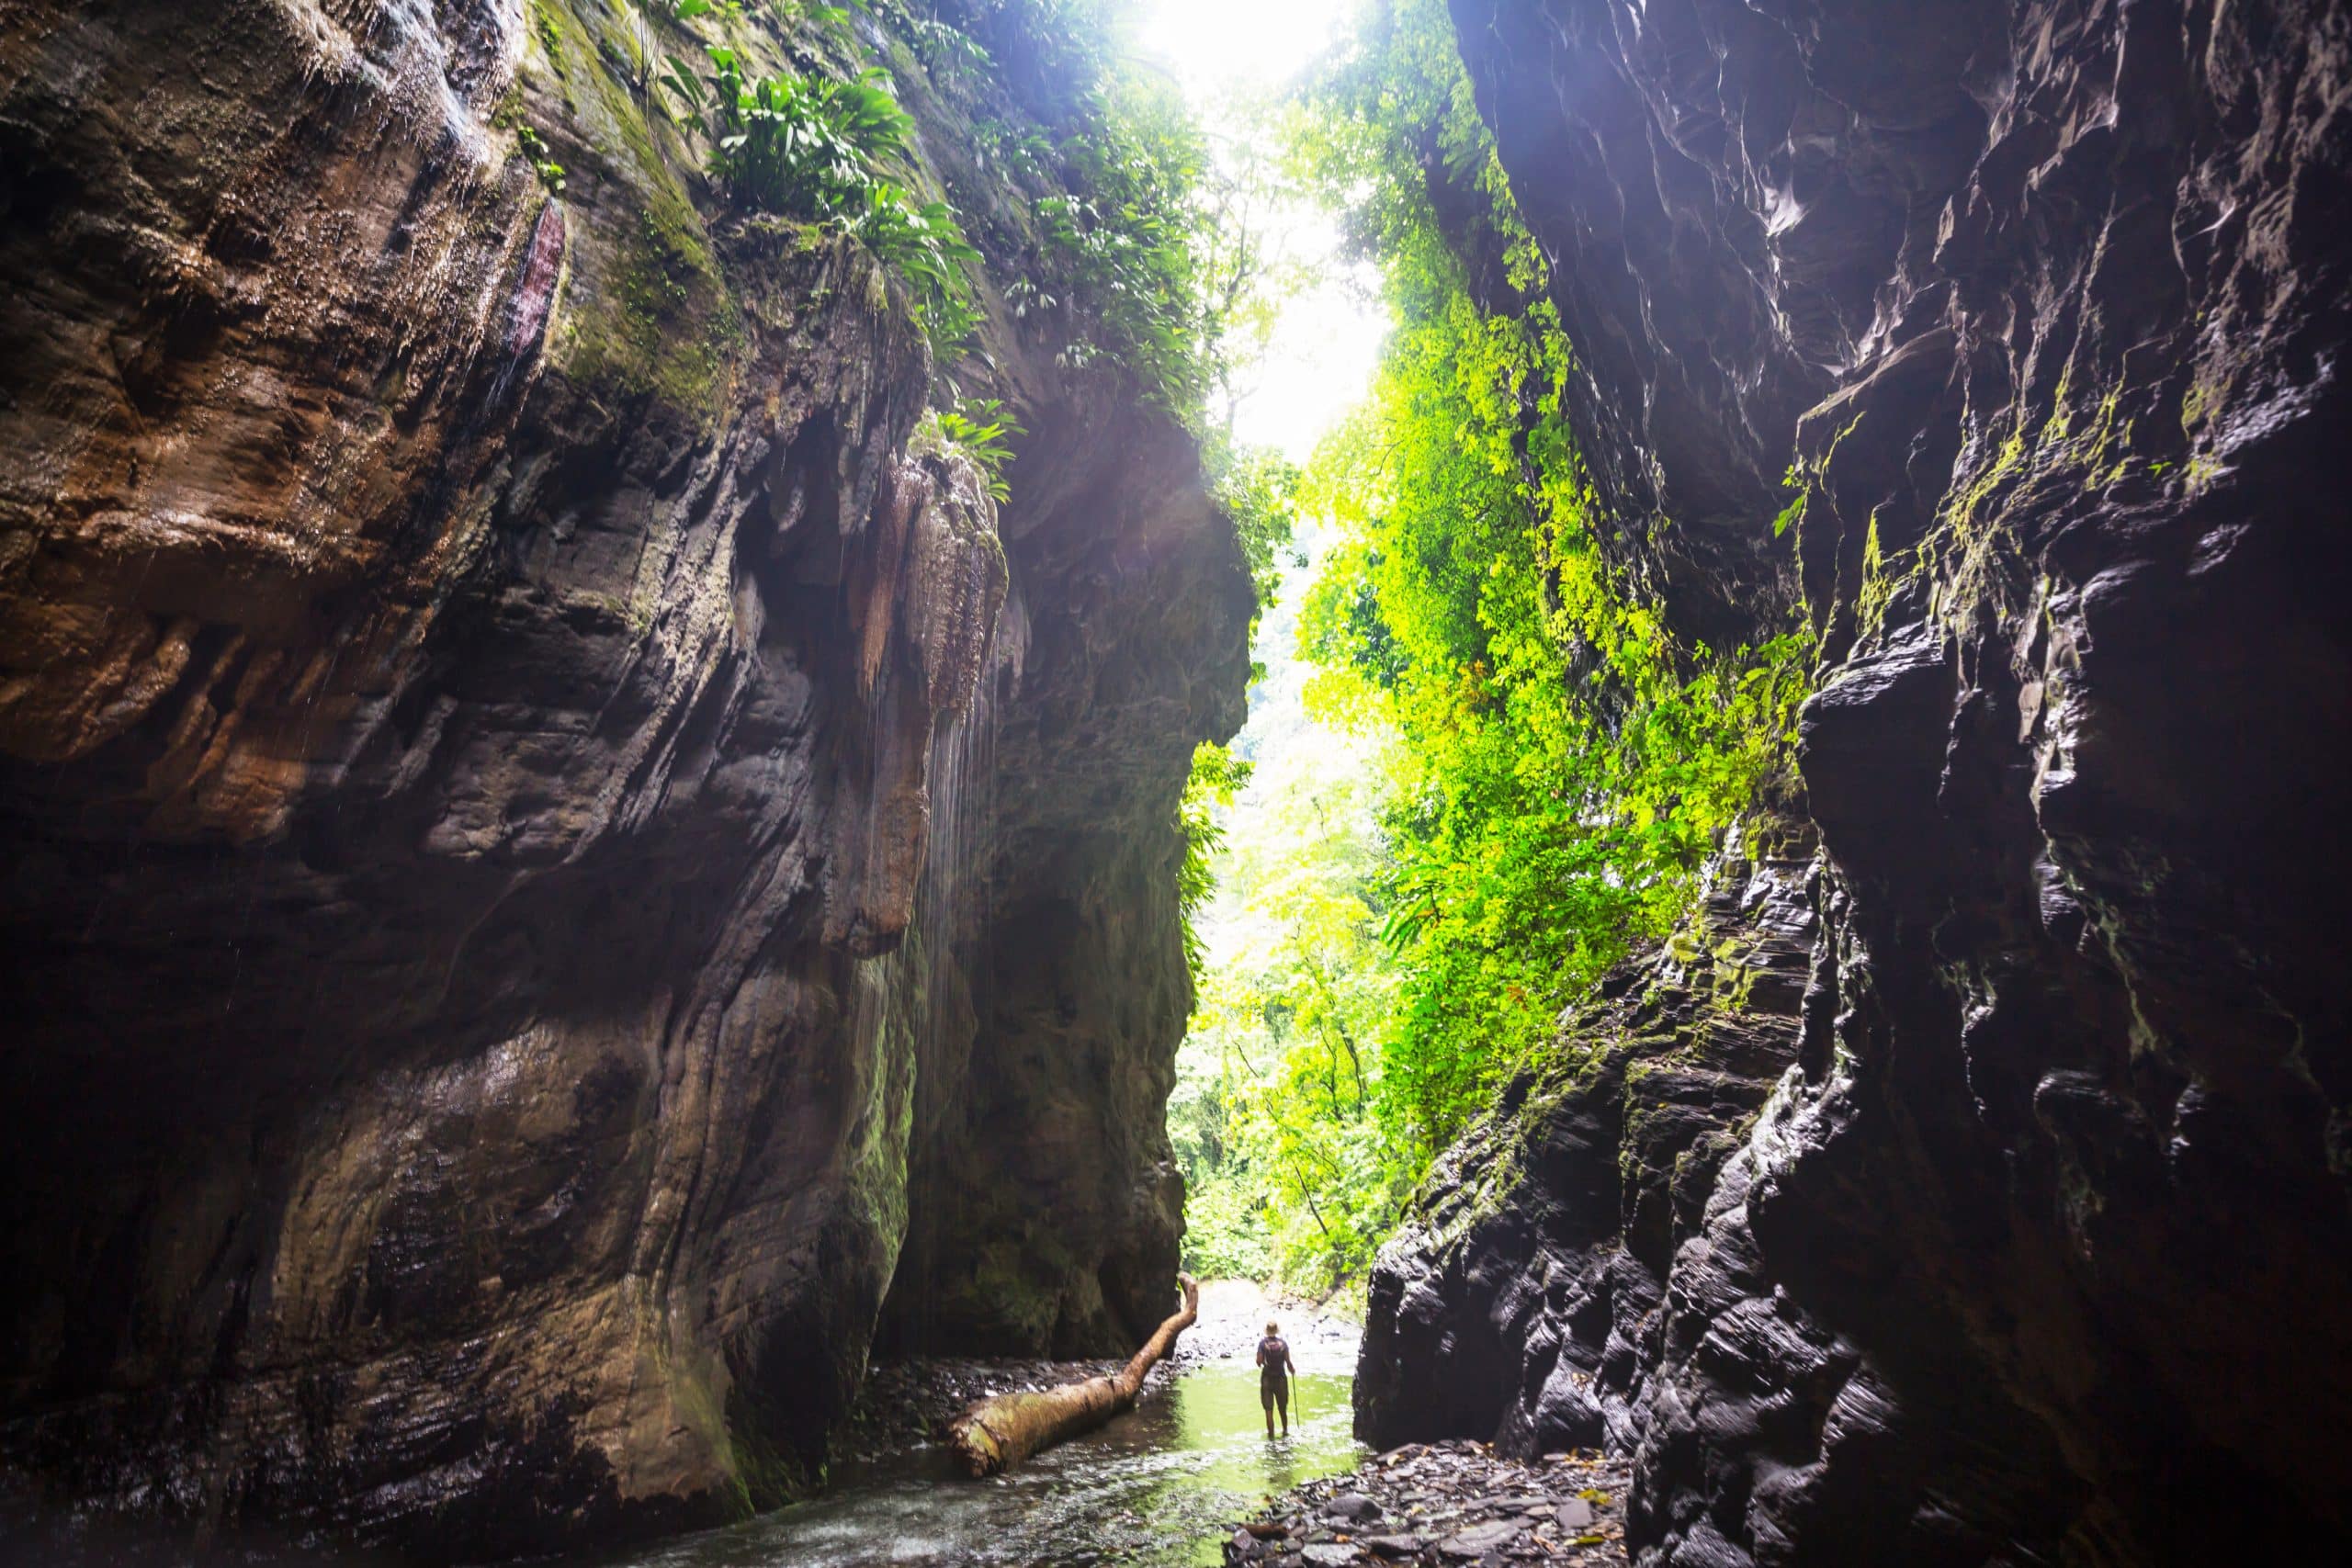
top-left (592, 1352), bottom-right (1360, 1568)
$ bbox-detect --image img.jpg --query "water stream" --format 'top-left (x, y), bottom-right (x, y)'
top-left (589, 1310), bottom-right (1362, 1568)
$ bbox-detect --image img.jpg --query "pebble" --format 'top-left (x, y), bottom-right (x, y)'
top-left (1361, 1536), bottom-right (1427, 1558)
top-left (1221, 1438), bottom-right (1632, 1566)
top-left (1437, 1517), bottom-right (1526, 1558)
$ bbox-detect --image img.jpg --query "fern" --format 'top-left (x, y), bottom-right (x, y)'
top-left (659, 49), bottom-right (981, 351)
top-left (917, 398), bottom-right (1024, 502)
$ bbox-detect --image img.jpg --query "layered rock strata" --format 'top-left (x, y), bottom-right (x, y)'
top-left (0, 0), bottom-right (1248, 1553)
top-left (1364, 2), bottom-right (2352, 1563)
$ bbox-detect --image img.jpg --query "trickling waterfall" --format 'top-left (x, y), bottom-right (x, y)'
top-left (915, 684), bottom-right (990, 1043)
top-left (870, 571), bottom-right (1025, 1351)
top-left (918, 570), bottom-right (1025, 1032)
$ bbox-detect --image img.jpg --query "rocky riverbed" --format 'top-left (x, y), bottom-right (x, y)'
top-left (838, 1280), bottom-right (1362, 1464)
top-left (1224, 1440), bottom-right (1632, 1568)
top-left (579, 1280), bottom-right (1364, 1568)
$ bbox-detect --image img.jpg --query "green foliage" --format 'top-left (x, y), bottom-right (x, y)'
top-left (1287, 0), bottom-right (1812, 1152)
top-left (1181, 0), bottom-right (1810, 1282)
top-left (1170, 1170), bottom-right (1270, 1279)
top-left (899, 8), bottom-right (995, 82)
top-left (1026, 72), bottom-right (1224, 411)
top-left (929, 0), bottom-right (1133, 115)
top-left (909, 5), bottom-right (1250, 420)
top-left (1206, 434), bottom-right (1300, 626)
top-left (1178, 740), bottom-right (1254, 987)
top-left (659, 46), bottom-right (983, 349)
top-left (646, 1), bottom-right (1256, 399)
top-left (661, 53), bottom-right (912, 210)
top-left (970, 118), bottom-right (1056, 187)
top-left (514, 125), bottom-right (567, 194)
top-left (1172, 612), bottom-right (1412, 1292)
top-left (847, 182), bottom-right (984, 341)
top-left (913, 397), bottom-right (1024, 501)
top-left (619, 1), bottom-right (754, 90)
top-left (772, 1), bottom-right (862, 43)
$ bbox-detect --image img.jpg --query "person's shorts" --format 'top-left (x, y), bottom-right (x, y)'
top-left (1261, 1378), bottom-right (1288, 1410)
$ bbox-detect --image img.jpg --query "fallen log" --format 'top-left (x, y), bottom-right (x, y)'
top-left (946, 1273), bottom-right (1201, 1476)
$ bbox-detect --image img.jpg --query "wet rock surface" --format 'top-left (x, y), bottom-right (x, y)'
top-left (0, 0), bottom-right (1250, 1554)
top-left (1225, 1440), bottom-right (1631, 1568)
top-left (1367, 2), bottom-right (2352, 1564)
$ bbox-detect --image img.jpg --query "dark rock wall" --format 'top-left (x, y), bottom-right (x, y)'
top-left (0, 0), bottom-right (1248, 1553)
top-left (883, 395), bottom-right (1247, 1358)
top-left (1356, 827), bottom-right (1819, 1459)
top-left (1364, 3), bottom-right (2352, 1563)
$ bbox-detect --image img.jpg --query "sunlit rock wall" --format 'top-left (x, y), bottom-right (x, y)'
top-left (1363, 2), bottom-right (2352, 1562)
top-left (0, 0), bottom-right (1249, 1552)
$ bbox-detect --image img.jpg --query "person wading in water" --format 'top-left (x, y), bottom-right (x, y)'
top-left (1257, 1319), bottom-right (1297, 1438)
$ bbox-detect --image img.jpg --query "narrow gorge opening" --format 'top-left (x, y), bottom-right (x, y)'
top-left (2, 2), bottom-right (2346, 1567)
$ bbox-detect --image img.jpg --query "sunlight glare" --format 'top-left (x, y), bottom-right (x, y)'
top-left (1138, 0), bottom-right (1360, 93)
top-left (1140, 0), bottom-right (1383, 465)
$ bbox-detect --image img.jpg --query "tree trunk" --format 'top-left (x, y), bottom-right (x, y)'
top-left (946, 1274), bottom-right (1201, 1477)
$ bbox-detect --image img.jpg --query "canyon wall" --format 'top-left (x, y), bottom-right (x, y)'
top-left (0, 0), bottom-right (1248, 1553)
top-left (1363, 2), bottom-right (2352, 1563)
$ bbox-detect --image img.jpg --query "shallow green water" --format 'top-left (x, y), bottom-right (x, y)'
top-left (592, 1349), bottom-right (1362, 1568)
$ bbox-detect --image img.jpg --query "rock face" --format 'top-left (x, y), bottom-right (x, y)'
top-left (0, 0), bottom-right (1248, 1554)
top-left (1364, 2), bottom-right (2352, 1563)
top-left (1357, 829), bottom-right (1819, 1461)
